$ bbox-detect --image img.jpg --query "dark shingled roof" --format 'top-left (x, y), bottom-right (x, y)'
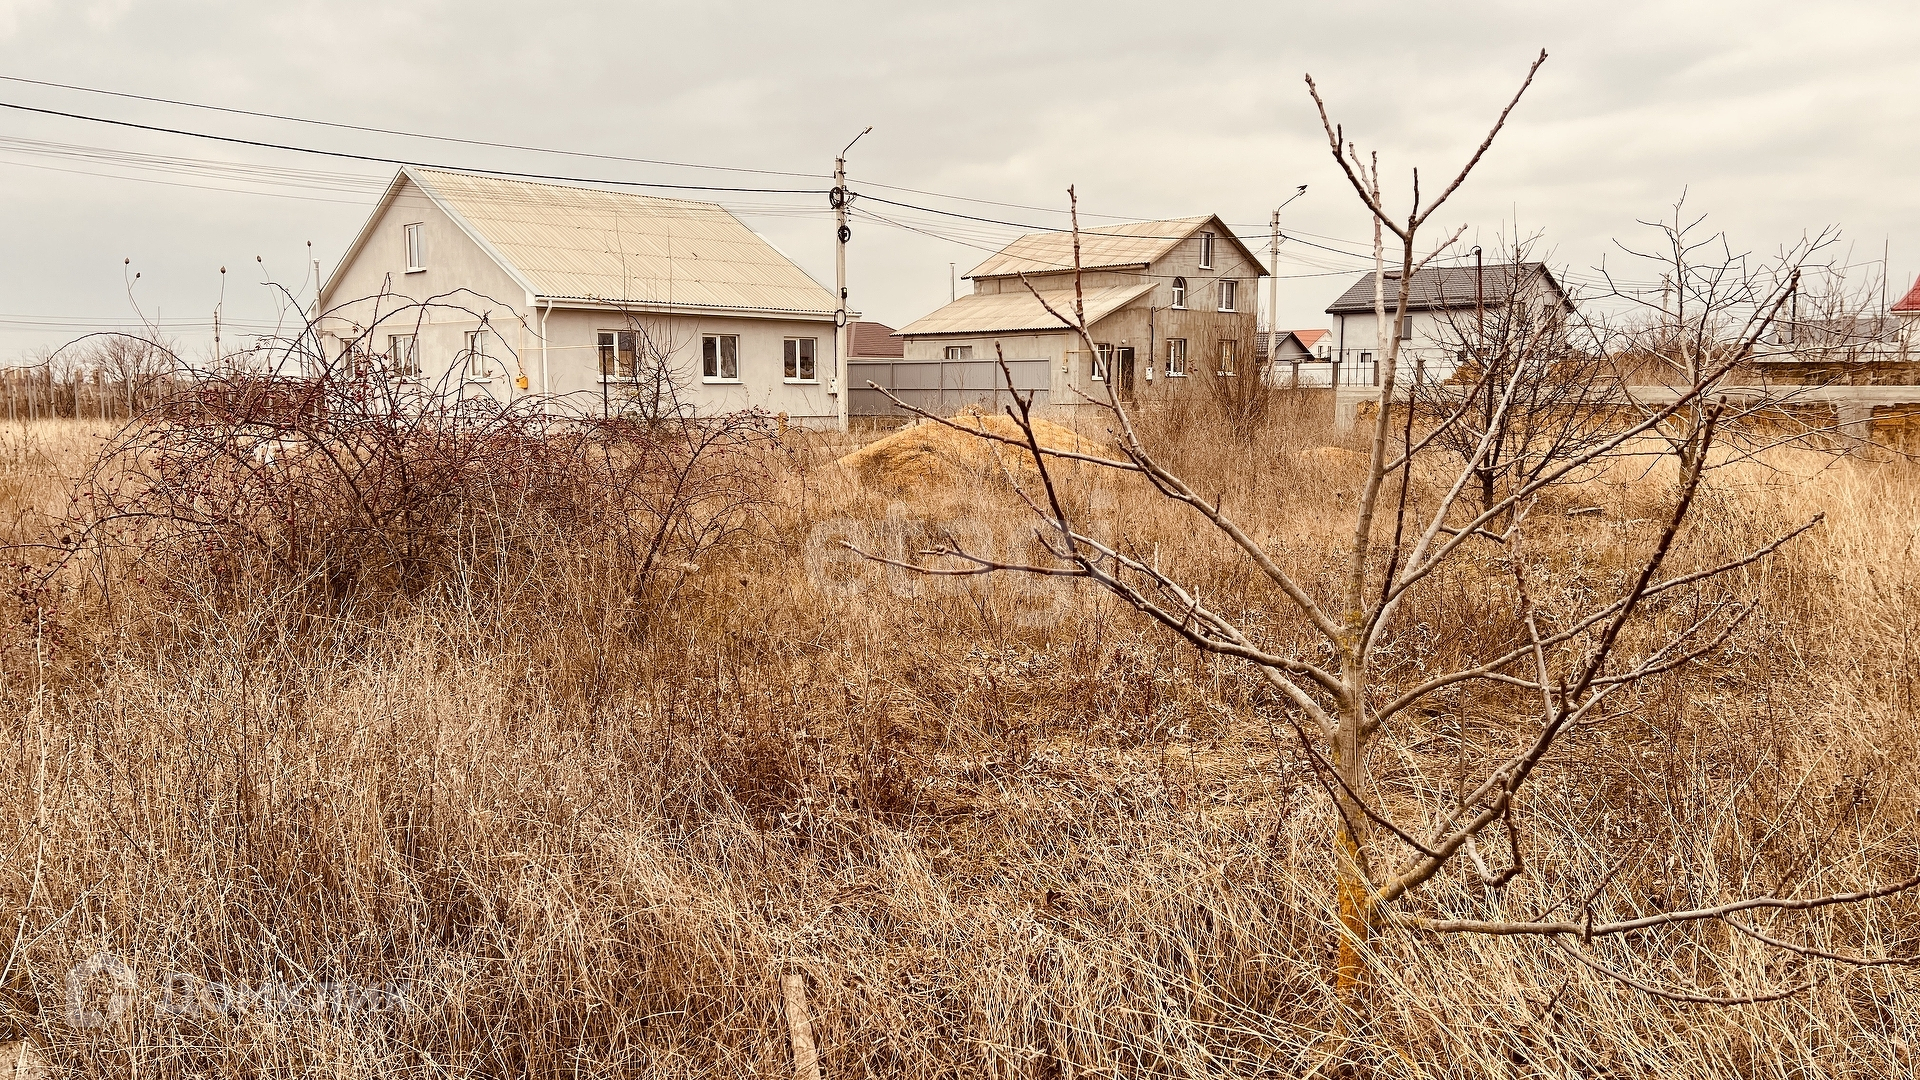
top-left (849, 320), bottom-right (904, 358)
top-left (1324, 262), bottom-right (1569, 315)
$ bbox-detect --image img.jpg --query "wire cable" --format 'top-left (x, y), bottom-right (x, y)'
top-left (0, 99), bottom-right (830, 196)
top-left (0, 72), bottom-right (829, 181)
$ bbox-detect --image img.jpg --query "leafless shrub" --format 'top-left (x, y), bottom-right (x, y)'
top-left (1412, 237), bottom-right (1617, 515)
top-left (61, 299), bottom-right (780, 628)
top-left (1598, 200), bottom-right (1869, 466)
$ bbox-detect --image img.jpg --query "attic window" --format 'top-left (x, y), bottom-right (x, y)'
top-left (404, 223), bottom-right (425, 272)
top-left (1199, 232), bottom-right (1215, 270)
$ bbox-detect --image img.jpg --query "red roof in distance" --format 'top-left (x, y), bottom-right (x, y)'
top-left (1893, 276), bottom-right (1920, 314)
top-left (849, 320), bottom-right (904, 358)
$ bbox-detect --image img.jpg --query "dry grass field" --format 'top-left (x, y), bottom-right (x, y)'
top-left (0, 398), bottom-right (1917, 1077)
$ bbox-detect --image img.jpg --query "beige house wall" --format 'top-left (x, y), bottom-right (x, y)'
top-left (317, 175), bottom-right (838, 421)
top-left (318, 177), bottom-right (536, 405)
top-left (537, 307), bottom-right (836, 419)
top-left (899, 225), bottom-right (1263, 414)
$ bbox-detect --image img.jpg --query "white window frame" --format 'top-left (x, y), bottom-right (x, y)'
top-left (389, 333), bottom-right (419, 379)
top-left (1090, 342), bottom-right (1113, 381)
top-left (1217, 339), bottom-right (1237, 376)
top-left (404, 223), bottom-right (426, 273)
top-left (464, 331), bottom-right (490, 379)
top-left (1170, 277), bottom-right (1187, 310)
top-left (598, 330), bottom-right (639, 380)
top-left (1165, 338), bottom-right (1188, 377)
top-left (784, 337), bottom-right (818, 382)
top-left (702, 334), bottom-right (740, 382)
top-left (943, 345), bottom-right (974, 360)
top-left (1217, 279), bottom-right (1237, 313)
top-left (1198, 231), bottom-right (1215, 270)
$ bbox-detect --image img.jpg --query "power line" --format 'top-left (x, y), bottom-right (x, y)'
top-left (0, 72), bottom-right (829, 181)
top-left (0, 99), bottom-right (830, 196)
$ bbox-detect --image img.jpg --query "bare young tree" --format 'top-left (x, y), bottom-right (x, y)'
top-left (594, 309), bottom-right (699, 424)
top-left (1599, 200), bottom-right (1847, 468)
top-left (855, 51), bottom-right (1920, 1045)
top-left (1412, 237), bottom-right (1616, 516)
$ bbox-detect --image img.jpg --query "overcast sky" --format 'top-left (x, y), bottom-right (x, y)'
top-left (2, 0), bottom-right (1917, 362)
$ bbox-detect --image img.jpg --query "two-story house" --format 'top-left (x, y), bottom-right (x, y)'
top-left (887, 217), bottom-right (1266, 415)
top-left (315, 167), bottom-right (844, 423)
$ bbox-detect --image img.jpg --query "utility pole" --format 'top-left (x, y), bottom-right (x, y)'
top-left (832, 126), bottom-right (871, 433)
top-left (1474, 244), bottom-right (1484, 339)
top-left (950, 262), bottom-right (956, 303)
top-left (1269, 185), bottom-right (1306, 385)
top-left (1269, 209), bottom-right (1280, 332)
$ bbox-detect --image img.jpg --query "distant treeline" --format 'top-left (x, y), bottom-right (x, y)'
top-left (5, 336), bottom-right (179, 421)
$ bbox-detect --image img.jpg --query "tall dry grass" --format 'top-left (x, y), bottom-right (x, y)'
top-left (0, 399), bottom-right (1916, 1077)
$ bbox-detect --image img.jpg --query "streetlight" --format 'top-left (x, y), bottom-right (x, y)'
top-left (832, 126), bottom-right (872, 431)
top-left (1270, 185), bottom-right (1308, 384)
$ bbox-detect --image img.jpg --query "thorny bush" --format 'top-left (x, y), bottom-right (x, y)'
top-left (67, 371), bottom-right (782, 626)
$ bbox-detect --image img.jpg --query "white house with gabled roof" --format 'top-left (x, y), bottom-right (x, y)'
top-left (315, 167), bottom-right (845, 423)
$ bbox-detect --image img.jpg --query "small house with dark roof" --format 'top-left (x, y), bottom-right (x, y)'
top-left (889, 216), bottom-right (1266, 413)
top-left (1256, 329), bottom-right (1334, 386)
top-left (1322, 262), bottom-right (1573, 385)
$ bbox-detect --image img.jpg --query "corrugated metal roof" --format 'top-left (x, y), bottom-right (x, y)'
top-left (965, 218), bottom-right (1210, 278)
top-left (409, 168), bottom-right (838, 316)
top-left (1325, 262), bottom-right (1568, 315)
top-left (897, 283), bottom-right (1155, 336)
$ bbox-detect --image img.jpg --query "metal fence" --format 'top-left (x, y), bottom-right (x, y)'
top-left (849, 357), bottom-right (1052, 416)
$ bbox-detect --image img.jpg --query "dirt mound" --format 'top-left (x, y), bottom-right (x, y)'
top-left (838, 408), bottom-right (1097, 490)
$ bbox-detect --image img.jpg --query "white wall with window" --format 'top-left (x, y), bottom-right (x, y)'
top-left (464, 331), bottom-right (491, 378)
top-left (388, 334), bottom-right (419, 378)
top-left (783, 337), bottom-right (817, 382)
top-left (702, 334), bottom-right (740, 382)
top-left (598, 330), bottom-right (639, 379)
top-left (404, 222), bottom-right (425, 272)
